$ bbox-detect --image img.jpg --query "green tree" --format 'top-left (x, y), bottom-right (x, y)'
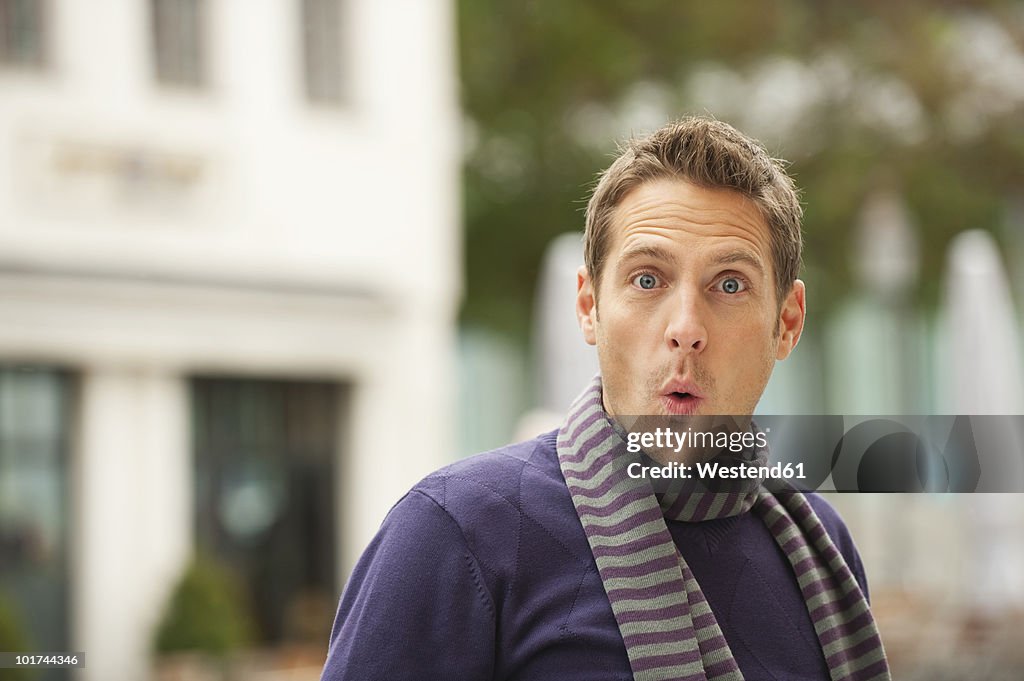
top-left (458, 1), bottom-right (1024, 338)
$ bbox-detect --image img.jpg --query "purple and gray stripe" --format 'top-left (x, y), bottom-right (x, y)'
top-left (557, 376), bottom-right (890, 681)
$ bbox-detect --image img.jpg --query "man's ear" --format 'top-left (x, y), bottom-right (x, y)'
top-left (776, 279), bottom-right (806, 360)
top-left (577, 265), bottom-right (597, 346)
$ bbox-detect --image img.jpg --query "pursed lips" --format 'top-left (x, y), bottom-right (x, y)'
top-left (660, 379), bottom-right (704, 415)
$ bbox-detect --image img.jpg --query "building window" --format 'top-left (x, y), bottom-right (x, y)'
top-left (191, 376), bottom-right (341, 649)
top-left (150, 0), bottom-right (205, 87)
top-left (300, 0), bottom-right (343, 104)
top-left (0, 0), bottom-right (46, 68)
top-left (0, 366), bottom-right (72, 681)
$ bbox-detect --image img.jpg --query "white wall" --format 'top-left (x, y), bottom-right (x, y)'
top-left (0, 1), bottom-right (460, 679)
top-left (0, 0), bottom-right (461, 307)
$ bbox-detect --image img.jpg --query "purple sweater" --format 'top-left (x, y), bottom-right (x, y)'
top-left (321, 430), bottom-right (869, 681)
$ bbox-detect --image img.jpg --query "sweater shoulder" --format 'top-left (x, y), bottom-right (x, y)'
top-left (804, 491), bottom-right (844, 528)
top-left (412, 430), bottom-right (560, 510)
top-left (400, 431), bottom-right (566, 579)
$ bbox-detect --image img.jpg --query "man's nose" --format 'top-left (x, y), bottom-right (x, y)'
top-left (664, 290), bottom-right (708, 353)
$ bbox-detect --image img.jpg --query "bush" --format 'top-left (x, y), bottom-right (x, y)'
top-left (154, 555), bottom-right (253, 657)
top-left (0, 591), bottom-right (35, 680)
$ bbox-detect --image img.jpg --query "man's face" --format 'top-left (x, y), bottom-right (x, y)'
top-left (576, 178), bottom-right (805, 418)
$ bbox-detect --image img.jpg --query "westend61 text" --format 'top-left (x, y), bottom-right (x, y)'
top-left (627, 461), bottom-right (807, 481)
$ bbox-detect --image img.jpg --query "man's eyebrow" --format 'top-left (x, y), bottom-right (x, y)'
top-left (616, 244), bottom-right (678, 266)
top-left (711, 249), bottom-right (766, 274)
top-left (617, 245), bottom-right (766, 274)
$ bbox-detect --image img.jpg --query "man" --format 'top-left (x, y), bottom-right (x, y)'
top-left (321, 117), bottom-right (890, 681)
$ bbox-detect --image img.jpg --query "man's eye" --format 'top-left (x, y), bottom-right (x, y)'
top-left (718, 277), bottom-right (746, 294)
top-left (632, 273), bottom-right (659, 290)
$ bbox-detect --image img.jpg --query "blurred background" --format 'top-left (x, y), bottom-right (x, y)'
top-left (1, 1), bottom-right (1023, 679)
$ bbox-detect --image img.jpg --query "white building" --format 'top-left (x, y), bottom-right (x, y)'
top-left (0, 1), bottom-right (460, 679)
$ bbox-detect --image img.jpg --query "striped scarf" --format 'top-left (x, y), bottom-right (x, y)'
top-left (556, 376), bottom-right (890, 681)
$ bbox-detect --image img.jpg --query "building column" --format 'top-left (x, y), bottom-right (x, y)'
top-left (72, 367), bottom-right (191, 681)
top-left (339, 313), bottom-right (456, 579)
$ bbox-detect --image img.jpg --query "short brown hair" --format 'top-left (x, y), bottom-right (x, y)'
top-left (583, 117), bottom-right (803, 306)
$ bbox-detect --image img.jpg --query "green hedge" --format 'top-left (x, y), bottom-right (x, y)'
top-left (154, 555), bottom-right (253, 656)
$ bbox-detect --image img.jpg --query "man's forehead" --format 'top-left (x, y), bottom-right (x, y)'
top-left (607, 178), bottom-right (772, 263)
top-left (616, 241), bottom-right (767, 275)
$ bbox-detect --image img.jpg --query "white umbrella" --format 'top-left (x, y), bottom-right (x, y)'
top-left (532, 232), bottom-right (599, 413)
top-left (940, 229), bottom-right (1024, 611)
top-left (943, 230), bottom-right (1024, 414)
